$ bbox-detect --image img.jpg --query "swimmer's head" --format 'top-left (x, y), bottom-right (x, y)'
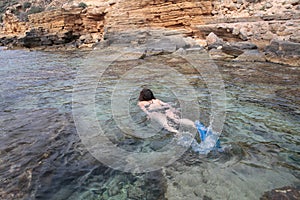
top-left (139, 88), bottom-right (156, 101)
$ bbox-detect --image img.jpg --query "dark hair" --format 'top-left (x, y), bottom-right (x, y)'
top-left (139, 88), bottom-right (156, 101)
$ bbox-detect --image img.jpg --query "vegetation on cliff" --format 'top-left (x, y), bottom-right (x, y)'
top-left (0, 1), bottom-right (53, 22)
top-left (0, 0), bottom-right (18, 22)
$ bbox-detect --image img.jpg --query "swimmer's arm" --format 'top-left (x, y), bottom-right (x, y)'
top-left (138, 102), bottom-right (150, 115)
top-left (158, 100), bottom-right (171, 108)
top-left (158, 100), bottom-right (179, 114)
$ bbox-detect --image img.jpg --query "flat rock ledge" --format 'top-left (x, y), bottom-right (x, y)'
top-left (260, 186), bottom-right (300, 200)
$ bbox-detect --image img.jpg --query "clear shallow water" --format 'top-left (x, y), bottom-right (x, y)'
top-left (0, 47), bottom-right (299, 199)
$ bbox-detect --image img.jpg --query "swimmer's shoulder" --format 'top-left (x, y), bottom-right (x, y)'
top-left (155, 99), bottom-right (170, 107)
top-left (138, 100), bottom-right (150, 107)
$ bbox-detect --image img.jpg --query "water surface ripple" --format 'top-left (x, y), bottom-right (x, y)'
top-left (0, 48), bottom-right (299, 200)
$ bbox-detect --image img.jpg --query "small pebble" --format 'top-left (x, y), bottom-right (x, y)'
top-left (265, 2), bottom-right (273, 9)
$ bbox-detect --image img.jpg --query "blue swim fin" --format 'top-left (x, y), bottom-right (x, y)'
top-left (195, 120), bottom-right (221, 149)
top-left (195, 120), bottom-right (207, 141)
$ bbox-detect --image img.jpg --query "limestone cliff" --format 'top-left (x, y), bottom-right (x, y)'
top-left (0, 0), bottom-right (299, 51)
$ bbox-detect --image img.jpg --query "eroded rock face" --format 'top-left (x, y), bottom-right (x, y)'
top-left (0, 0), bottom-right (299, 53)
top-left (19, 28), bottom-right (79, 48)
top-left (26, 7), bottom-right (105, 42)
top-left (0, 6), bottom-right (106, 48)
top-left (1, 11), bottom-right (28, 35)
top-left (104, 0), bottom-right (212, 31)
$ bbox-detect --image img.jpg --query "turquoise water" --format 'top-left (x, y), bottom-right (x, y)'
top-left (0, 47), bottom-right (299, 199)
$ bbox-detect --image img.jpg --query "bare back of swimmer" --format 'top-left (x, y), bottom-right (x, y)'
top-left (138, 88), bottom-right (195, 134)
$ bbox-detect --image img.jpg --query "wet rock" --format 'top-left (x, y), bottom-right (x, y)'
top-left (79, 34), bottom-right (93, 44)
top-left (260, 186), bottom-right (300, 200)
top-left (40, 36), bottom-right (53, 46)
top-left (265, 40), bottom-right (300, 56)
top-left (221, 43), bottom-right (244, 57)
top-left (206, 32), bottom-right (223, 46)
top-left (108, 193), bottom-right (127, 200)
top-left (145, 35), bottom-right (194, 55)
top-left (207, 41), bottom-right (225, 51)
top-left (206, 36), bottom-right (247, 58)
top-left (203, 195), bottom-right (213, 200)
top-left (104, 29), bottom-right (192, 56)
top-left (145, 37), bottom-right (177, 54)
top-left (150, 140), bottom-right (168, 151)
top-left (239, 27), bottom-right (253, 40)
top-left (18, 28), bottom-right (79, 48)
top-left (21, 29), bottom-right (43, 48)
top-left (231, 41), bottom-right (258, 50)
top-left (182, 37), bottom-right (201, 47)
top-left (127, 184), bottom-right (144, 199)
top-left (234, 50), bottom-right (266, 62)
top-left (290, 35), bottom-right (300, 43)
top-left (208, 48), bottom-right (235, 60)
top-left (0, 36), bottom-right (18, 46)
top-left (265, 40), bottom-right (300, 66)
top-left (108, 185), bottom-right (121, 197)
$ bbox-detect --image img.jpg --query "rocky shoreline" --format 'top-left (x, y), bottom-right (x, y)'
top-left (0, 1), bottom-right (299, 200)
top-left (1, 28), bottom-right (299, 66)
top-left (0, 0), bottom-right (299, 66)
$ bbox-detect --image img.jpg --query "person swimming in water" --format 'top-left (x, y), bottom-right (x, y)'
top-left (138, 88), bottom-right (196, 134)
top-left (138, 88), bottom-right (223, 153)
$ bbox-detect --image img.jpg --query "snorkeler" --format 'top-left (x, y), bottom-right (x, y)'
top-left (138, 88), bottom-right (222, 153)
top-left (138, 88), bottom-right (195, 134)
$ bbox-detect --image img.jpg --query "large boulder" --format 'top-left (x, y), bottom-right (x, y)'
top-left (0, 36), bottom-right (18, 46)
top-left (221, 44), bottom-right (244, 57)
top-left (103, 29), bottom-right (196, 55)
top-left (266, 40), bottom-right (300, 56)
top-left (231, 42), bottom-right (258, 50)
top-left (206, 32), bottom-right (223, 46)
top-left (234, 50), bottom-right (266, 62)
top-left (17, 28), bottom-right (79, 48)
top-left (206, 33), bottom-right (247, 58)
top-left (21, 29), bottom-right (43, 48)
top-left (265, 40), bottom-right (300, 66)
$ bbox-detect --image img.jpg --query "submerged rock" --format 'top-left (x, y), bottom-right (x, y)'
top-left (260, 186), bottom-right (300, 200)
top-left (265, 40), bottom-right (300, 66)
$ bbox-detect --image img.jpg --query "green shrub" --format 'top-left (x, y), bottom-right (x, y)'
top-left (9, 0), bottom-right (19, 6)
top-left (19, 12), bottom-right (29, 22)
top-left (23, 2), bottom-right (32, 9)
top-left (27, 6), bottom-right (44, 15)
top-left (11, 8), bottom-right (20, 16)
top-left (46, 6), bottom-right (56, 11)
top-left (0, 0), bottom-right (18, 14)
top-left (0, 2), bottom-right (6, 14)
top-left (78, 2), bottom-right (88, 9)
